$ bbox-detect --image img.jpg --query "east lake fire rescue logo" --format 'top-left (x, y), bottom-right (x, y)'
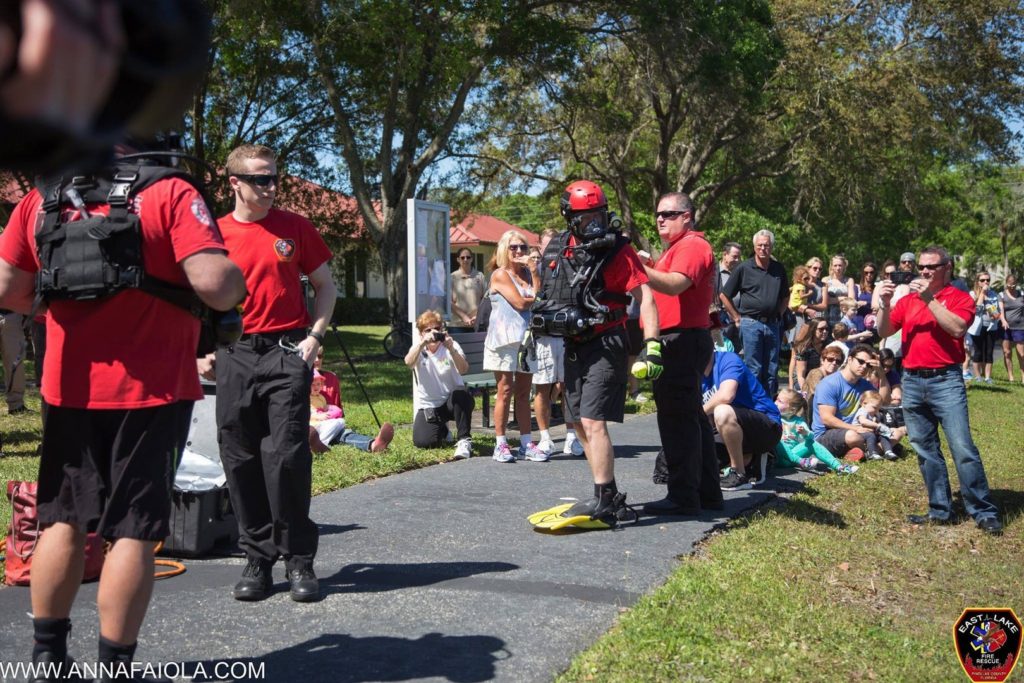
top-left (954, 608), bottom-right (1022, 682)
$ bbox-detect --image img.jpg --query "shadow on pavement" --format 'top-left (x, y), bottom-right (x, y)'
top-left (319, 561), bottom-right (519, 595)
top-left (187, 631), bottom-right (510, 682)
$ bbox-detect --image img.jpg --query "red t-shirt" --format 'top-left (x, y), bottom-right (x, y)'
top-left (567, 236), bottom-right (649, 335)
top-left (320, 369), bottom-right (343, 415)
top-left (649, 230), bottom-right (714, 330)
top-left (889, 285), bottom-right (975, 369)
top-left (0, 180), bottom-right (226, 408)
top-left (217, 209), bottom-right (332, 333)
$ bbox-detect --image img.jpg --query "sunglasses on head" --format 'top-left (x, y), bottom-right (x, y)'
top-left (509, 244), bottom-right (528, 252)
top-left (234, 173), bottom-right (278, 187)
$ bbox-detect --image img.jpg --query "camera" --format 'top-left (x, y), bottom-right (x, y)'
top-left (890, 271), bottom-right (915, 285)
top-left (431, 330), bottom-right (447, 343)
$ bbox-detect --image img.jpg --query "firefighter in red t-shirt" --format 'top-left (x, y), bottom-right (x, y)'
top-left (212, 144), bottom-right (338, 602)
top-left (0, 155), bottom-right (245, 673)
top-left (640, 192), bottom-right (724, 515)
top-left (875, 245), bottom-right (1002, 535)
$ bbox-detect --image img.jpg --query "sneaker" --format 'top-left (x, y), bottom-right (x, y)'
top-left (867, 450), bottom-right (884, 461)
top-left (846, 447), bottom-right (865, 462)
top-left (983, 377), bottom-right (993, 384)
top-left (536, 439), bottom-right (555, 456)
top-left (630, 391), bottom-right (649, 403)
top-left (837, 464), bottom-right (858, 474)
top-left (453, 437), bottom-right (473, 460)
top-left (563, 436), bottom-right (585, 457)
top-left (963, 370), bottom-right (974, 380)
top-left (796, 457), bottom-right (823, 474)
top-left (369, 422), bottom-right (394, 452)
top-left (883, 449), bottom-right (898, 461)
top-left (519, 441), bottom-right (550, 462)
top-left (720, 467), bottom-right (752, 491)
top-left (492, 443), bottom-right (515, 463)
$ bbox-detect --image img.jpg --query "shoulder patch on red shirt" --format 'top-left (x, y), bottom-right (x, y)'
top-left (274, 239), bottom-right (296, 261)
top-left (190, 196), bottom-right (212, 226)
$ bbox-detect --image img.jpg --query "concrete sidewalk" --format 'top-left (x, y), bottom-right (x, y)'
top-left (0, 414), bottom-right (806, 682)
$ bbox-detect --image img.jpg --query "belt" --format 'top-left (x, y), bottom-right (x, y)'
top-left (903, 365), bottom-right (959, 379)
top-left (238, 328), bottom-right (307, 346)
top-left (660, 327), bottom-right (709, 336)
top-left (742, 315), bottom-right (780, 324)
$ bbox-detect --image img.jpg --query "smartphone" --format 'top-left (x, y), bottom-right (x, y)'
top-left (637, 250), bottom-right (651, 261)
top-left (890, 271), bottom-right (914, 285)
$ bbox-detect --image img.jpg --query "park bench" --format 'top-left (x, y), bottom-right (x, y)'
top-left (448, 330), bottom-right (497, 428)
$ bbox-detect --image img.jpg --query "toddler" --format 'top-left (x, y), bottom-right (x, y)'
top-left (854, 390), bottom-right (897, 461)
top-left (773, 388), bottom-right (857, 475)
top-left (310, 370), bottom-right (393, 454)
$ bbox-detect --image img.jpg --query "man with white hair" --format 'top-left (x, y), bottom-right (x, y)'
top-left (720, 229), bottom-right (790, 396)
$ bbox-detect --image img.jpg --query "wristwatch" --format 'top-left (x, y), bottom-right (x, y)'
top-left (308, 331), bottom-right (325, 344)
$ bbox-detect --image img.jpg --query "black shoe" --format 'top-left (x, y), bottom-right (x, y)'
top-left (30, 652), bottom-right (87, 683)
top-left (288, 567), bottom-right (320, 602)
top-left (8, 405), bottom-right (27, 415)
top-left (642, 497), bottom-right (700, 516)
top-left (907, 513), bottom-right (954, 526)
top-left (700, 496), bottom-right (725, 511)
top-left (565, 491), bottom-right (632, 525)
top-left (977, 517), bottom-right (1004, 535)
top-left (233, 558), bottom-right (273, 601)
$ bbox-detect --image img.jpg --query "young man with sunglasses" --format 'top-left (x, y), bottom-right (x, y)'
top-left (640, 192), bottom-right (724, 513)
top-left (811, 343), bottom-right (891, 459)
top-left (213, 144), bottom-right (339, 601)
top-left (875, 246), bottom-right (1002, 535)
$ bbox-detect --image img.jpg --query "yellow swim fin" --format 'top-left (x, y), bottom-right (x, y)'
top-left (527, 500), bottom-right (619, 532)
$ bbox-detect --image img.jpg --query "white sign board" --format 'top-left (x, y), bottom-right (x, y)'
top-left (406, 199), bottom-right (451, 324)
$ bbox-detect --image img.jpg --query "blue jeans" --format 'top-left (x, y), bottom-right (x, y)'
top-left (739, 317), bottom-right (781, 396)
top-left (901, 370), bottom-right (998, 522)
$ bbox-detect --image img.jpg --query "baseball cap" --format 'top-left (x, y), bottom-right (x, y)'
top-left (899, 252), bottom-right (915, 263)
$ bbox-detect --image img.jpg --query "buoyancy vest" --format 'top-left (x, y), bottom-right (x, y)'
top-left (34, 164), bottom-right (237, 355)
top-left (530, 230), bottom-right (631, 340)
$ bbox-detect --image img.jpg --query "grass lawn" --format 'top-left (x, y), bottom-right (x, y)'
top-left (1, 327), bottom-right (1019, 681)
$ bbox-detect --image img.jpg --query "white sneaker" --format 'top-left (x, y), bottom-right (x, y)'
top-left (519, 442), bottom-right (550, 462)
top-left (563, 437), bottom-right (585, 457)
top-left (492, 443), bottom-right (515, 463)
top-left (536, 439), bottom-right (555, 456)
top-left (453, 438), bottom-right (472, 460)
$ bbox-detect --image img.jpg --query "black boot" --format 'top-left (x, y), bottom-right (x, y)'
top-left (233, 558), bottom-right (273, 601)
top-left (287, 564), bottom-right (320, 603)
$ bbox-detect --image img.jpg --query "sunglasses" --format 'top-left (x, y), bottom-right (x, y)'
top-left (655, 210), bottom-right (688, 220)
top-left (822, 356), bottom-right (841, 363)
top-left (509, 244), bottom-right (528, 252)
top-left (234, 173), bottom-right (278, 187)
top-left (917, 262), bottom-right (946, 271)
top-left (863, 270), bottom-right (876, 275)
top-left (978, 278), bottom-right (990, 283)
top-left (849, 356), bottom-right (871, 366)
top-left (458, 256), bottom-right (473, 261)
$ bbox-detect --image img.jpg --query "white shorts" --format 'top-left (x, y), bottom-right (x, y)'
top-left (483, 343), bottom-right (526, 373)
top-left (530, 336), bottom-right (565, 385)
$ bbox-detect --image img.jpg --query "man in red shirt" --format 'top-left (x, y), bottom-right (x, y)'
top-left (639, 192), bottom-right (723, 515)
top-left (875, 246), bottom-right (1002, 535)
top-left (0, 157), bottom-right (245, 675)
top-left (214, 144), bottom-right (338, 602)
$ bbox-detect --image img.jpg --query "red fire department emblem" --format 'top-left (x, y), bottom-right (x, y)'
top-left (274, 239), bottom-right (295, 262)
top-left (954, 608), bottom-right (1022, 682)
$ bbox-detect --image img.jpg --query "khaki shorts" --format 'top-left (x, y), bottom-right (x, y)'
top-left (483, 342), bottom-right (528, 373)
top-left (530, 336), bottom-right (565, 385)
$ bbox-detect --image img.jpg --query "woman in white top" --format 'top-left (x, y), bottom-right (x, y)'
top-left (405, 309), bottom-right (475, 459)
top-left (823, 254), bottom-right (856, 325)
top-left (483, 230), bottom-right (541, 463)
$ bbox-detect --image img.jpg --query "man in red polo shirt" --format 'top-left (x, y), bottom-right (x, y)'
top-left (0, 157), bottom-right (245, 675)
top-left (875, 245), bottom-right (1001, 535)
top-left (640, 192), bottom-right (723, 515)
top-left (214, 143), bottom-right (338, 602)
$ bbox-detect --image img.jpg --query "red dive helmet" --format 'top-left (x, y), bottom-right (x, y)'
top-left (560, 180), bottom-right (607, 218)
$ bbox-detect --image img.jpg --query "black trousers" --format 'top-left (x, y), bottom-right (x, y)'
top-left (653, 329), bottom-right (722, 509)
top-left (412, 387), bottom-right (473, 447)
top-left (216, 333), bottom-right (317, 568)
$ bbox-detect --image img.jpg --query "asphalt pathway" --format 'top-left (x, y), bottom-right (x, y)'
top-left (0, 414), bottom-right (808, 682)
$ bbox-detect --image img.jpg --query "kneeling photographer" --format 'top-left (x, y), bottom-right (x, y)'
top-left (406, 309), bottom-right (475, 459)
